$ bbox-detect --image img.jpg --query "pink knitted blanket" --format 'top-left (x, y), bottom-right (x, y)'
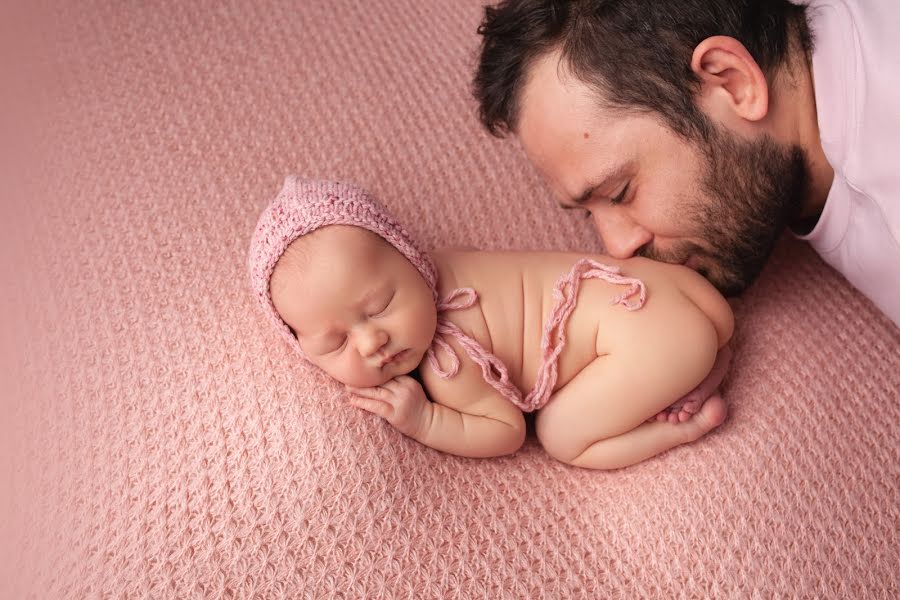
top-left (1, 1), bottom-right (897, 598)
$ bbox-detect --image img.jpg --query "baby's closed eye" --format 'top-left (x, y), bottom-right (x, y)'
top-left (304, 334), bottom-right (347, 355)
top-left (367, 291), bottom-right (395, 317)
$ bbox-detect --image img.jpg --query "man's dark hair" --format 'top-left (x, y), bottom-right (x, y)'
top-left (473, 0), bottom-right (812, 141)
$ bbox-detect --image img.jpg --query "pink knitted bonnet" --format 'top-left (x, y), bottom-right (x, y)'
top-left (247, 176), bottom-right (439, 360)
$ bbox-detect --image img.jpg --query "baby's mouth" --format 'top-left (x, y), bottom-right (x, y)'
top-left (380, 349), bottom-right (408, 368)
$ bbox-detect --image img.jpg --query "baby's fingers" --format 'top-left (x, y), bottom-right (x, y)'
top-left (345, 385), bottom-right (391, 400)
top-left (347, 394), bottom-right (392, 419)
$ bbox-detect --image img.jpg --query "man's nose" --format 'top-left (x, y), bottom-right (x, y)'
top-left (355, 325), bottom-right (389, 357)
top-left (592, 210), bottom-right (653, 259)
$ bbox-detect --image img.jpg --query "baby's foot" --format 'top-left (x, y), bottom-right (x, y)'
top-left (651, 394), bottom-right (705, 424)
top-left (648, 346), bottom-right (733, 424)
top-left (678, 394), bottom-right (728, 442)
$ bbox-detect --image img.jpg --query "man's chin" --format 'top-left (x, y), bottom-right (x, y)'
top-left (682, 254), bottom-right (704, 271)
top-left (638, 244), bottom-right (757, 297)
top-left (671, 252), bottom-right (741, 297)
top-left (704, 259), bottom-right (758, 298)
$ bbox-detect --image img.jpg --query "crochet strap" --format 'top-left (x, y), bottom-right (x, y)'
top-left (425, 259), bottom-right (646, 413)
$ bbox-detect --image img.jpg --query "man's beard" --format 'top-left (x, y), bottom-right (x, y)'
top-left (638, 126), bottom-right (809, 296)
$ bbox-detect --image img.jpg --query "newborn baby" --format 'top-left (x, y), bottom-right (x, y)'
top-left (249, 177), bottom-right (733, 470)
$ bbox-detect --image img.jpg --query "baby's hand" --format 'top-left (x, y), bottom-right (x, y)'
top-left (345, 376), bottom-right (431, 439)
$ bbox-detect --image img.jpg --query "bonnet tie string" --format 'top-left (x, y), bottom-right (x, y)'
top-left (425, 259), bottom-right (646, 413)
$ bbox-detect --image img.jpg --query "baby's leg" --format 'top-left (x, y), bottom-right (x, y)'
top-left (649, 345), bottom-right (732, 424)
top-left (566, 395), bottom-right (727, 470)
top-left (536, 345), bottom-right (721, 469)
top-left (649, 267), bottom-right (735, 424)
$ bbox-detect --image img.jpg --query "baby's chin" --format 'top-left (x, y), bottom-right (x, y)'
top-left (325, 365), bottom-right (418, 389)
top-left (347, 374), bottom-right (395, 388)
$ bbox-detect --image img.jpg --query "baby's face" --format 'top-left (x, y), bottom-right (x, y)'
top-left (271, 225), bottom-right (438, 387)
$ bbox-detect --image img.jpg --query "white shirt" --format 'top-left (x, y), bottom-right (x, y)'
top-left (794, 0), bottom-right (900, 327)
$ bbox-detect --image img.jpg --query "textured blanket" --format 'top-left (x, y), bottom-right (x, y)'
top-left (1, 1), bottom-right (898, 598)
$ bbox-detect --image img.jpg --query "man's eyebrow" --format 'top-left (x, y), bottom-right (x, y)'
top-left (562, 185), bottom-right (597, 208)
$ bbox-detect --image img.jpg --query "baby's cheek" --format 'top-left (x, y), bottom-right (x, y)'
top-left (329, 357), bottom-right (384, 388)
top-left (306, 356), bottom-right (350, 385)
top-left (414, 299), bottom-right (438, 345)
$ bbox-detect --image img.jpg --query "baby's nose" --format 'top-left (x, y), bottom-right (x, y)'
top-left (357, 326), bottom-right (389, 357)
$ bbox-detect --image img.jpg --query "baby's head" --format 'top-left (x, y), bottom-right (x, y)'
top-left (248, 177), bottom-right (438, 387)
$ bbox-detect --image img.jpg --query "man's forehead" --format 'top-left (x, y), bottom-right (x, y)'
top-left (519, 52), bottom-right (593, 138)
top-left (518, 56), bottom-right (628, 202)
top-left (519, 55), bottom-right (620, 142)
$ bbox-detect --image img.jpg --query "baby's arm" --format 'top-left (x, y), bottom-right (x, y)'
top-left (346, 333), bottom-right (526, 458)
top-left (416, 333), bottom-right (527, 458)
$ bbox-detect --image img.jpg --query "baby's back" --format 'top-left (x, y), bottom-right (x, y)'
top-left (431, 250), bottom-right (733, 398)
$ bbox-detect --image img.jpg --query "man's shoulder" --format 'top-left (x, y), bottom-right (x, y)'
top-left (810, 0), bottom-right (900, 205)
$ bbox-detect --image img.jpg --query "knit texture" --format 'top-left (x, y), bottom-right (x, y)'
top-left (1, 1), bottom-right (898, 598)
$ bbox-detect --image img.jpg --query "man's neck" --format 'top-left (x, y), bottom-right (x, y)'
top-left (774, 43), bottom-right (834, 227)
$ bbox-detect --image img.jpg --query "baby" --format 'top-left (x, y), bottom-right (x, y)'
top-left (248, 177), bottom-right (734, 470)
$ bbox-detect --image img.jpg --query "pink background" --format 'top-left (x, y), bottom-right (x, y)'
top-left (1, 1), bottom-right (898, 597)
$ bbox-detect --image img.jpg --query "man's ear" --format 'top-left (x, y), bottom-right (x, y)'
top-left (691, 35), bottom-right (769, 123)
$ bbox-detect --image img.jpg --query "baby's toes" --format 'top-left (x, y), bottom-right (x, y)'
top-left (682, 397), bottom-right (704, 415)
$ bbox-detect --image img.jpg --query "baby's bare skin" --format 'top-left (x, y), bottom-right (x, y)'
top-left (423, 249), bottom-right (734, 468)
top-left (273, 227), bottom-right (734, 469)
